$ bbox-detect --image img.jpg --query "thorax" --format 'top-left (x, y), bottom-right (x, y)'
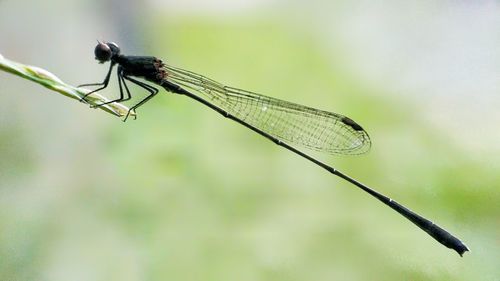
top-left (114, 55), bottom-right (164, 82)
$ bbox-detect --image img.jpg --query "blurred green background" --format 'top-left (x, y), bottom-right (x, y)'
top-left (0, 1), bottom-right (499, 280)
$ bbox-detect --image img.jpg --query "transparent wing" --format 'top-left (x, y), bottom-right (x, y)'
top-left (164, 64), bottom-right (371, 155)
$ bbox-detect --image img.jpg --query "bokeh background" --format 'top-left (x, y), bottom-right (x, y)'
top-left (0, 1), bottom-right (499, 280)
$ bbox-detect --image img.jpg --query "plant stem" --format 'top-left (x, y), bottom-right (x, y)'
top-left (0, 53), bottom-right (134, 118)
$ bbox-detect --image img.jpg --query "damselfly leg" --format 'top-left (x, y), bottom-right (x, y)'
top-left (78, 62), bottom-right (116, 102)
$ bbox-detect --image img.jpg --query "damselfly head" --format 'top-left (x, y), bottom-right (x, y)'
top-left (94, 41), bottom-right (120, 63)
top-left (107, 42), bottom-right (120, 55)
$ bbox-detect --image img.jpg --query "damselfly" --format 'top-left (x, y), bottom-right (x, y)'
top-left (79, 41), bottom-right (469, 256)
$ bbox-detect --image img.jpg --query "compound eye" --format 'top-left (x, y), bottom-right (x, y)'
top-left (94, 42), bottom-right (112, 63)
top-left (106, 42), bottom-right (121, 55)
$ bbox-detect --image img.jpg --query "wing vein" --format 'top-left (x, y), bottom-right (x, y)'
top-left (164, 64), bottom-right (371, 155)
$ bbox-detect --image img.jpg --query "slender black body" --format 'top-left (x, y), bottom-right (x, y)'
top-left (80, 41), bottom-right (469, 256)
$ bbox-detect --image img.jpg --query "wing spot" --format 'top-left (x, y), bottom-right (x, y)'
top-left (341, 116), bottom-right (364, 131)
